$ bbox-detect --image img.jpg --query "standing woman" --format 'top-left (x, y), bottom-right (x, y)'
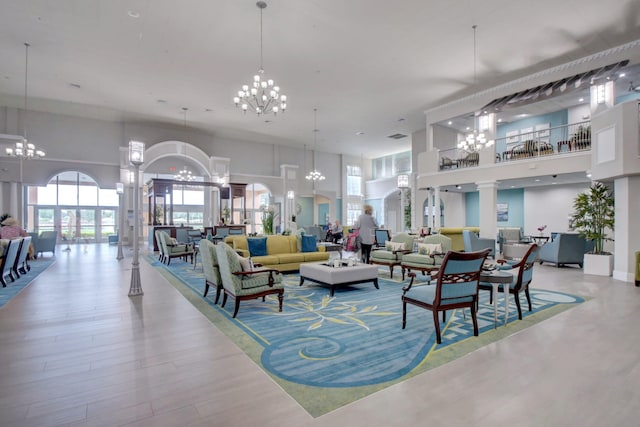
top-left (355, 204), bottom-right (377, 263)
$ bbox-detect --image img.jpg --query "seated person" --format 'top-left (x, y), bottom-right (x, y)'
top-left (0, 216), bottom-right (28, 239)
top-left (325, 220), bottom-right (343, 243)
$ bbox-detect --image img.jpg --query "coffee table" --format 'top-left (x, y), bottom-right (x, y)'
top-left (317, 242), bottom-right (343, 259)
top-left (480, 270), bottom-right (513, 327)
top-left (299, 261), bottom-right (379, 296)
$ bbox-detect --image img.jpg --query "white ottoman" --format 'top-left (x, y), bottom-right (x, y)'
top-left (299, 262), bottom-right (379, 296)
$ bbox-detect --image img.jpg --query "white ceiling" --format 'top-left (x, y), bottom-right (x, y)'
top-left (0, 0), bottom-right (639, 159)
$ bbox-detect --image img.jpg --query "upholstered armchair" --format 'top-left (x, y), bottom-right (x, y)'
top-left (497, 227), bottom-right (529, 253)
top-left (401, 234), bottom-right (452, 280)
top-left (215, 242), bottom-right (284, 318)
top-left (158, 230), bottom-right (194, 265)
top-left (14, 236), bottom-right (32, 277)
top-left (538, 232), bottom-right (594, 268)
top-left (199, 239), bottom-right (222, 303)
top-left (370, 232), bottom-right (415, 279)
top-left (35, 231), bottom-right (57, 257)
top-left (462, 230), bottom-right (495, 257)
top-left (402, 249), bottom-right (490, 344)
top-left (480, 243), bottom-right (539, 320)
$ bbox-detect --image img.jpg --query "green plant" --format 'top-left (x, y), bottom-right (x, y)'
top-left (222, 206), bottom-right (230, 222)
top-left (571, 182), bottom-right (614, 255)
top-left (403, 188), bottom-right (411, 230)
top-left (261, 205), bottom-right (276, 235)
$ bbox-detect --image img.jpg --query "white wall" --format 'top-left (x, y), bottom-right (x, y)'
top-left (524, 183), bottom-right (589, 236)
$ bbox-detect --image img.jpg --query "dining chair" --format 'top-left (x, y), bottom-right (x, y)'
top-left (480, 243), bottom-right (539, 320)
top-left (1, 239), bottom-right (22, 287)
top-left (402, 249), bottom-right (490, 344)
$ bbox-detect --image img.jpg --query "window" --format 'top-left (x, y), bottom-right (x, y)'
top-left (372, 151), bottom-right (412, 179)
top-left (346, 165), bottom-right (363, 226)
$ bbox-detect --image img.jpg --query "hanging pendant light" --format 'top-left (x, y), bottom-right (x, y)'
top-left (233, 1), bottom-right (287, 116)
top-left (305, 108), bottom-right (325, 181)
top-left (5, 42), bottom-right (45, 160)
top-left (174, 108), bottom-right (196, 182)
top-left (457, 25), bottom-right (494, 154)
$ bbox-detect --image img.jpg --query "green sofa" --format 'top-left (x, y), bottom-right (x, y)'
top-left (436, 227), bottom-right (480, 251)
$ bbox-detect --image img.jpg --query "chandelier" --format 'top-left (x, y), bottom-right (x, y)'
top-left (305, 109), bottom-right (325, 181)
top-left (457, 26), bottom-right (494, 154)
top-left (233, 1), bottom-right (287, 116)
top-left (5, 43), bottom-right (45, 160)
top-left (174, 108), bottom-right (196, 182)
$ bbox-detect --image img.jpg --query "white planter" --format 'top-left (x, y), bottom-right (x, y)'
top-left (583, 253), bottom-right (613, 276)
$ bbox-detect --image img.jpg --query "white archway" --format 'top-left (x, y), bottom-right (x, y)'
top-left (142, 140), bottom-right (212, 179)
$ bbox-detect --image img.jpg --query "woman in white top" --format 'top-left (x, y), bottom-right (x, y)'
top-left (354, 204), bottom-right (377, 263)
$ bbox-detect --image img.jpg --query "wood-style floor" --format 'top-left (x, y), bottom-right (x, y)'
top-left (0, 243), bottom-right (639, 426)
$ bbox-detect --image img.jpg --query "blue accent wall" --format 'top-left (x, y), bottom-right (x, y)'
top-left (366, 198), bottom-right (383, 225)
top-left (337, 198), bottom-right (342, 222)
top-left (318, 203), bottom-right (329, 226)
top-left (297, 197), bottom-right (314, 227)
top-left (464, 189), bottom-right (524, 229)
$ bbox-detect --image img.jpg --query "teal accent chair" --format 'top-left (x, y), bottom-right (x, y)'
top-left (462, 230), bottom-right (495, 257)
top-left (0, 239), bottom-right (21, 287)
top-left (370, 232), bottom-right (415, 279)
top-left (537, 232), bottom-right (594, 268)
top-left (215, 242), bottom-right (284, 318)
top-left (480, 243), bottom-right (539, 320)
top-left (402, 249), bottom-right (490, 344)
top-left (35, 231), bottom-right (57, 257)
top-left (497, 227), bottom-right (530, 253)
top-left (401, 234), bottom-right (452, 280)
top-left (157, 230), bottom-right (194, 265)
top-left (199, 239), bottom-right (222, 303)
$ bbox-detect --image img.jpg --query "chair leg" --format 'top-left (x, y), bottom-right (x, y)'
top-left (402, 300), bottom-right (407, 329)
top-left (401, 267), bottom-right (406, 281)
top-left (514, 291), bottom-right (523, 320)
top-left (221, 293), bottom-right (228, 308)
top-left (203, 280), bottom-right (210, 297)
top-left (215, 285), bottom-right (222, 304)
top-left (277, 290), bottom-right (284, 312)
top-left (232, 299), bottom-right (241, 318)
top-left (525, 287), bottom-right (532, 312)
top-left (471, 300), bottom-right (479, 336)
top-left (442, 310), bottom-right (446, 323)
top-left (388, 265), bottom-right (394, 279)
top-left (433, 310), bottom-right (442, 344)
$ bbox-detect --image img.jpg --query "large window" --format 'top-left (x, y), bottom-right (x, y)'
top-left (246, 183), bottom-right (271, 234)
top-left (372, 151), bottom-right (412, 179)
top-left (26, 171), bottom-right (119, 242)
top-left (171, 185), bottom-right (205, 227)
top-left (346, 165), bottom-right (363, 225)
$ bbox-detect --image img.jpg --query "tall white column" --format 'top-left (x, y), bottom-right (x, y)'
top-left (476, 180), bottom-right (498, 239)
top-left (613, 176), bottom-right (640, 282)
top-left (433, 187), bottom-right (441, 230)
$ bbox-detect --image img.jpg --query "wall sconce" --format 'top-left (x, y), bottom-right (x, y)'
top-left (129, 140), bottom-right (145, 166)
top-left (116, 182), bottom-right (124, 194)
top-left (287, 190), bottom-right (295, 199)
top-left (397, 174), bottom-right (409, 189)
top-left (596, 84), bottom-right (606, 104)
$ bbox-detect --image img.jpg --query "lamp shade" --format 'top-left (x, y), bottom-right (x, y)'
top-left (116, 182), bottom-right (124, 194)
top-left (397, 174), bottom-right (409, 188)
top-left (129, 140), bottom-right (145, 165)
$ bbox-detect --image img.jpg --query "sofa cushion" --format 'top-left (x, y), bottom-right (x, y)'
top-left (418, 243), bottom-right (442, 255)
top-left (266, 235), bottom-right (296, 255)
top-left (277, 253), bottom-right (306, 264)
top-left (301, 235), bottom-right (317, 252)
top-left (252, 254), bottom-right (280, 265)
top-left (247, 237), bottom-right (267, 256)
top-left (304, 252), bottom-right (330, 262)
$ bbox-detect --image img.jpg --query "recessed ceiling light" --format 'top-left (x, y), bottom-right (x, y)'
top-left (127, 10), bottom-right (140, 18)
top-left (465, 126), bottom-right (470, 130)
top-left (497, 118), bottom-right (503, 122)
top-left (619, 73), bottom-right (626, 78)
top-left (535, 179), bottom-right (540, 182)
top-left (579, 98), bottom-right (584, 102)
top-left (517, 113), bottom-right (528, 118)
top-left (447, 121), bottom-right (452, 125)
top-left (511, 185), bottom-right (515, 188)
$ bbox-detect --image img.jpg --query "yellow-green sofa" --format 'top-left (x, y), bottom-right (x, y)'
top-left (224, 235), bottom-right (329, 272)
top-left (436, 227), bottom-right (480, 251)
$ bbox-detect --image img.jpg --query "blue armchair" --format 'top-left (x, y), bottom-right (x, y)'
top-left (538, 232), bottom-right (594, 268)
top-left (35, 231), bottom-right (57, 257)
top-left (462, 230), bottom-right (495, 257)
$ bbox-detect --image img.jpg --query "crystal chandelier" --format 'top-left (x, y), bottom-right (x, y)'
top-left (233, 1), bottom-right (287, 116)
top-left (457, 26), bottom-right (494, 154)
top-left (174, 108), bottom-right (196, 182)
top-left (305, 109), bottom-right (325, 181)
top-left (5, 43), bottom-right (45, 160)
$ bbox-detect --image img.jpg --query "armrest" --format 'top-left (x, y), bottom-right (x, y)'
top-left (233, 268), bottom-right (281, 287)
top-left (402, 272), bottom-right (417, 293)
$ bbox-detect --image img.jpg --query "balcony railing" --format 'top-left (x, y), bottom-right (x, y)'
top-left (438, 121), bottom-right (591, 170)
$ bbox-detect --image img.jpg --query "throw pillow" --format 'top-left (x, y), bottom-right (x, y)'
top-left (418, 243), bottom-right (442, 255)
top-left (247, 237), bottom-right (267, 257)
top-left (169, 237), bottom-right (179, 245)
top-left (385, 242), bottom-right (393, 251)
top-left (237, 254), bottom-right (252, 272)
top-left (389, 241), bottom-right (406, 251)
top-left (301, 235), bottom-right (317, 253)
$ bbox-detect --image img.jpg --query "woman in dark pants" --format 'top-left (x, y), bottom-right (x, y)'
top-left (354, 204), bottom-right (377, 263)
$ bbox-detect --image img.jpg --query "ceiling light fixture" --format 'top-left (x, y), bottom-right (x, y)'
top-left (6, 43), bottom-right (45, 160)
top-left (174, 108), bottom-right (196, 182)
top-left (305, 108), bottom-right (325, 181)
top-left (457, 25), bottom-right (494, 154)
top-left (233, 1), bottom-right (287, 116)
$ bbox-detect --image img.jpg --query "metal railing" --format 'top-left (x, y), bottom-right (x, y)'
top-left (438, 121), bottom-right (591, 170)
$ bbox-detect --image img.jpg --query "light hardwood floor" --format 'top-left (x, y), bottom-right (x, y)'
top-left (0, 243), bottom-right (639, 426)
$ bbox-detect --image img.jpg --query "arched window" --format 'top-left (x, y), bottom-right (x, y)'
top-left (26, 171), bottom-right (119, 242)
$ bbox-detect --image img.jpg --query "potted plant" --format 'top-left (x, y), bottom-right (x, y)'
top-left (570, 182), bottom-right (615, 276)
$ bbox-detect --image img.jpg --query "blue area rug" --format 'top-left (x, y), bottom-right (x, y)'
top-left (148, 256), bottom-right (584, 416)
top-left (0, 257), bottom-right (55, 309)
